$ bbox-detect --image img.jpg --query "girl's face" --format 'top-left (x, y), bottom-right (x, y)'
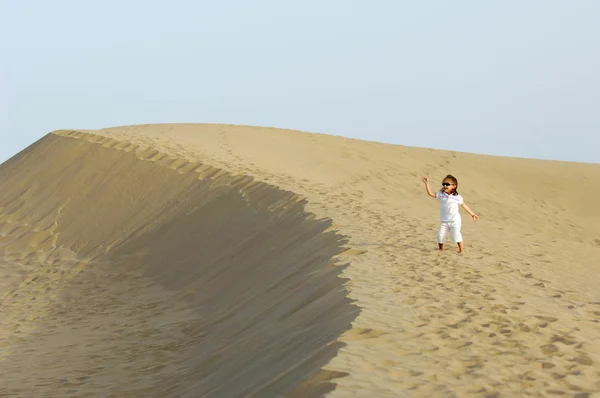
top-left (442, 179), bottom-right (456, 194)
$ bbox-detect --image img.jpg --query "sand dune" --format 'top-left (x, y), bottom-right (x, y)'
top-left (0, 124), bottom-right (599, 397)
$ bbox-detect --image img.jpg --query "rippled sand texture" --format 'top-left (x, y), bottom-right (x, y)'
top-left (0, 132), bottom-right (358, 397)
top-left (1, 124), bottom-right (600, 397)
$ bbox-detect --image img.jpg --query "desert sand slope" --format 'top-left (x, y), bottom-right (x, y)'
top-left (1, 124), bottom-right (600, 397)
top-left (0, 132), bottom-right (358, 397)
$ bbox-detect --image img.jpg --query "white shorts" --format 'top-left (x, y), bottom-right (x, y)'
top-left (437, 220), bottom-right (463, 244)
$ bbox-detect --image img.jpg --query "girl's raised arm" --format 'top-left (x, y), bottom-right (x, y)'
top-left (421, 176), bottom-right (437, 198)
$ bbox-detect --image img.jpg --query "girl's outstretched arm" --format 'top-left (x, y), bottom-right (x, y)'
top-left (460, 202), bottom-right (479, 221)
top-left (421, 176), bottom-right (437, 198)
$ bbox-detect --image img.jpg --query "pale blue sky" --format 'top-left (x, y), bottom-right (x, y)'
top-left (2, 1), bottom-right (599, 163)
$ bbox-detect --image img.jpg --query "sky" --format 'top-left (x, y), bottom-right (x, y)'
top-left (1, 1), bottom-right (599, 164)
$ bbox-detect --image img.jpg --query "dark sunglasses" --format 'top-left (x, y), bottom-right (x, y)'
top-left (442, 182), bottom-right (453, 186)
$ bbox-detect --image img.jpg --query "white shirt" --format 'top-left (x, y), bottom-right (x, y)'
top-left (436, 191), bottom-right (464, 222)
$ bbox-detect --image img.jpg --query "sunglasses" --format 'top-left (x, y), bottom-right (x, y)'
top-left (442, 183), bottom-right (453, 186)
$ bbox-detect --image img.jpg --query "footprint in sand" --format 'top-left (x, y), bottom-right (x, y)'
top-left (343, 327), bottom-right (387, 340)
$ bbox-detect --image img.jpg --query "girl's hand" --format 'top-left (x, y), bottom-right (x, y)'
top-left (472, 214), bottom-right (479, 222)
top-left (421, 176), bottom-right (429, 184)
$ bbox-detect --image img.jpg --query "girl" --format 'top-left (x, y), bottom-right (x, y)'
top-left (421, 174), bottom-right (478, 253)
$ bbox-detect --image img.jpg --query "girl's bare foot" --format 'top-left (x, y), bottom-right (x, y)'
top-left (438, 243), bottom-right (444, 251)
top-left (457, 242), bottom-right (464, 253)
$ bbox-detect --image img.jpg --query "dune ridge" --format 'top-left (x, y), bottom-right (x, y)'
top-left (1, 123), bottom-right (599, 397)
top-left (0, 131), bottom-right (359, 397)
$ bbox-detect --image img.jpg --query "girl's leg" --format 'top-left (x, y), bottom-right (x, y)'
top-left (437, 223), bottom-right (449, 250)
top-left (451, 223), bottom-right (464, 253)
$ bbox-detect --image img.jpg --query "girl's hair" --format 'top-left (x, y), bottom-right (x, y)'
top-left (440, 174), bottom-right (459, 195)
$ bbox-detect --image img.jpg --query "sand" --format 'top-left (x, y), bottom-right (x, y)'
top-left (0, 124), bottom-right (599, 397)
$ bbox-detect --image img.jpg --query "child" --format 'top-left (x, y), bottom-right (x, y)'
top-left (421, 174), bottom-right (478, 253)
